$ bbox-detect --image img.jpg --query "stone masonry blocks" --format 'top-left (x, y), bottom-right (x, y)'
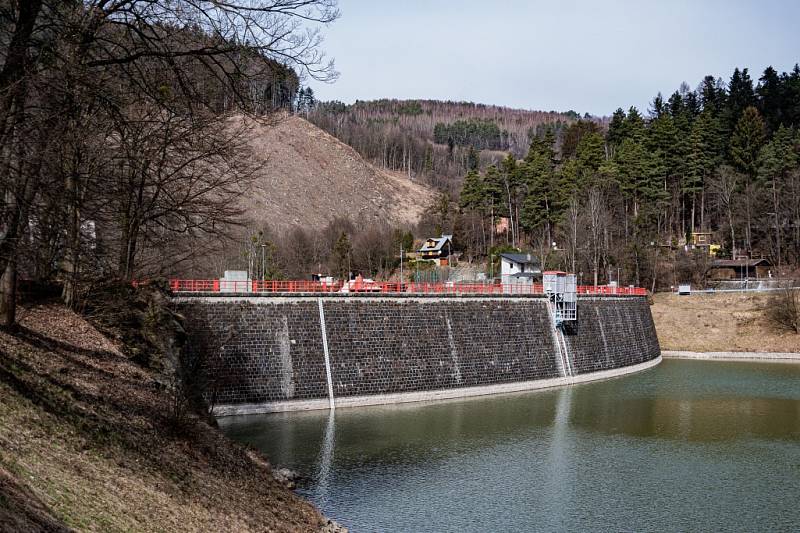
top-left (175, 296), bottom-right (660, 406)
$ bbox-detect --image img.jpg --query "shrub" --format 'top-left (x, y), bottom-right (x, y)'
top-left (766, 289), bottom-right (800, 334)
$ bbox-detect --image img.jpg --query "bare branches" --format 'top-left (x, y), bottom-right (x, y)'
top-left (0, 0), bottom-right (339, 321)
top-left (83, 0), bottom-right (339, 82)
top-left (766, 289), bottom-right (800, 334)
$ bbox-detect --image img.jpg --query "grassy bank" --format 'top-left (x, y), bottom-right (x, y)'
top-left (651, 291), bottom-right (799, 353)
top-left (0, 303), bottom-right (335, 532)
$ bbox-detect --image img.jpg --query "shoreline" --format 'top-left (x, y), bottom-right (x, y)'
top-left (661, 350), bottom-right (800, 363)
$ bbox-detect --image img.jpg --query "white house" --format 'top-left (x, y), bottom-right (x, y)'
top-left (499, 253), bottom-right (542, 293)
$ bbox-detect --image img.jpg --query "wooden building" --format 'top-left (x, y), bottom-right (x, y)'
top-left (707, 258), bottom-right (772, 280)
top-left (418, 234), bottom-right (454, 266)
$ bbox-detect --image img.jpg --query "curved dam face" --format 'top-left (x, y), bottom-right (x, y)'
top-left (174, 295), bottom-right (661, 415)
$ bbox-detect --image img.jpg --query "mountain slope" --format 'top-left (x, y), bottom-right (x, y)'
top-left (307, 99), bottom-right (588, 189)
top-left (236, 114), bottom-right (435, 232)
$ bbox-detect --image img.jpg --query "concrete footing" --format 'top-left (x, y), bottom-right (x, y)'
top-left (212, 355), bottom-right (662, 416)
top-left (661, 350), bottom-right (800, 363)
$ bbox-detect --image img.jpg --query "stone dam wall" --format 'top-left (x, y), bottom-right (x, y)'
top-left (174, 296), bottom-right (661, 414)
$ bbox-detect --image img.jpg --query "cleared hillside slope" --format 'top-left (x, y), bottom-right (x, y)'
top-left (236, 114), bottom-right (434, 232)
top-left (652, 291), bottom-right (799, 353)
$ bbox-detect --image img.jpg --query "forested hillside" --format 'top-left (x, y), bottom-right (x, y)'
top-left (307, 99), bottom-right (584, 189)
top-left (452, 66), bottom-right (800, 289)
top-left (0, 0), bottom-right (337, 323)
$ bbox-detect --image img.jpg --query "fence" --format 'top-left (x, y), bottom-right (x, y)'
top-left (163, 279), bottom-right (648, 296)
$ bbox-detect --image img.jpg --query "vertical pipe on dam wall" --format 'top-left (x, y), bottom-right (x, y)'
top-left (317, 299), bottom-right (335, 410)
top-left (174, 296), bottom-right (660, 413)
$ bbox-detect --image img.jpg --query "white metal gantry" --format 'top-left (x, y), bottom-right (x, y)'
top-left (543, 271), bottom-right (577, 325)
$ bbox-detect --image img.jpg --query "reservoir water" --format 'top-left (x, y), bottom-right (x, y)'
top-left (219, 359), bottom-right (800, 532)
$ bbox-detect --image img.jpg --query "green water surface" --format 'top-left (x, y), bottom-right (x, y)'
top-left (219, 359), bottom-right (800, 532)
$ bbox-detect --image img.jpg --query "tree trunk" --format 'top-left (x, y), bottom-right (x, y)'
top-left (490, 204), bottom-right (494, 252)
top-left (0, 259), bottom-right (17, 329)
top-left (700, 187), bottom-right (705, 231)
top-left (0, 0), bottom-right (43, 129)
top-left (505, 180), bottom-right (514, 247)
top-left (62, 172), bottom-right (81, 308)
top-left (118, 222), bottom-right (139, 281)
top-left (744, 182), bottom-right (753, 254)
top-left (728, 206), bottom-right (736, 260)
top-left (680, 193), bottom-right (685, 243)
top-left (480, 215), bottom-right (486, 257)
top-left (651, 248), bottom-right (658, 293)
top-left (773, 178), bottom-right (781, 267)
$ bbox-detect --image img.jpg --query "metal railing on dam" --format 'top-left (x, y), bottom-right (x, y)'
top-left (157, 279), bottom-right (648, 296)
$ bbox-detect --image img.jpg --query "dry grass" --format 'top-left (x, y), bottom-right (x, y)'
top-left (651, 291), bottom-right (800, 353)
top-left (0, 304), bottom-right (329, 532)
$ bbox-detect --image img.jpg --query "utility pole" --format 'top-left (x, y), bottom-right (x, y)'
top-left (399, 245), bottom-right (403, 291)
top-left (261, 244), bottom-right (267, 281)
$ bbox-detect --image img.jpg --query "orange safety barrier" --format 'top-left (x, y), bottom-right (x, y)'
top-left (155, 279), bottom-right (648, 296)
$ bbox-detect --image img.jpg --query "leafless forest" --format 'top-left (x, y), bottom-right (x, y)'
top-left (308, 99), bottom-right (583, 191)
top-left (0, 0), bottom-right (338, 326)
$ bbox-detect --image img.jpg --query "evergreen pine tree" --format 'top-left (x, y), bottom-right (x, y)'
top-left (649, 94), bottom-right (666, 119)
top-left (623, 107), bottom-right (646, 143)
top-left (667, 91), bottom-right (684, 117)
top-left (699, 75), bottom-right (724, 113)
top-left (757, 125), bottom-right (797, 264)
top-left (459, 170), bottom-right (485, 212)
top-left (332, 232), bottom-right (352, 279)
top-left (787, 64), bottom-right (800, 127)
top-left (722, 68), bottom-right (757, 150)
top-left (576, 131), bottom-right (605, 177)
top-left (757, 66), bottom-right (785, 133)
top-left (305, 87), bottom-right (316, 109)
top-left (607, 108), bottom-right (628, 148)
top-left (683, 89), bottom-right (700, 117)
top-left (730, 106), bottom-right (767, 177)
top-left (467, 146), bottom-right (480, 171)
top-left (685, 111), bottom-right (716, 231)
top-left (730, 106), bottom-right (766, 253)
top-left (542, 127), bottom-right (557, 166)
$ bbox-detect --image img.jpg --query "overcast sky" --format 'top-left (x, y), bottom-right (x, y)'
top-left (309, 0), bottom-right (800, 116)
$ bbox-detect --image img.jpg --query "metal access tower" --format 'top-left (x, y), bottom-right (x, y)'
top-left (543, 271), bottom-right (577, 325)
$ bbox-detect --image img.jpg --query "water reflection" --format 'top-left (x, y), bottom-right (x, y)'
top-left (220, 360), bottom-right (800, 532)
top-left (542, 386), bottom-right (573, 529)
top-left (567, 360), bottom-right (800, 441)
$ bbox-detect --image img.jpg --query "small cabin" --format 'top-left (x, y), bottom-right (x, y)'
top-left (418, 234), bottom-right (454, 266)
top-left (707, 258), bottom-right (772, 280)
top-left (691, 231), bottom-right (713, 246)
top-left (689, 231), bottom-right (720, 256)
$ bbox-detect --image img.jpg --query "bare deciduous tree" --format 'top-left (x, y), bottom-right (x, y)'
top-left (0, 0), bottom-right (340, 324)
